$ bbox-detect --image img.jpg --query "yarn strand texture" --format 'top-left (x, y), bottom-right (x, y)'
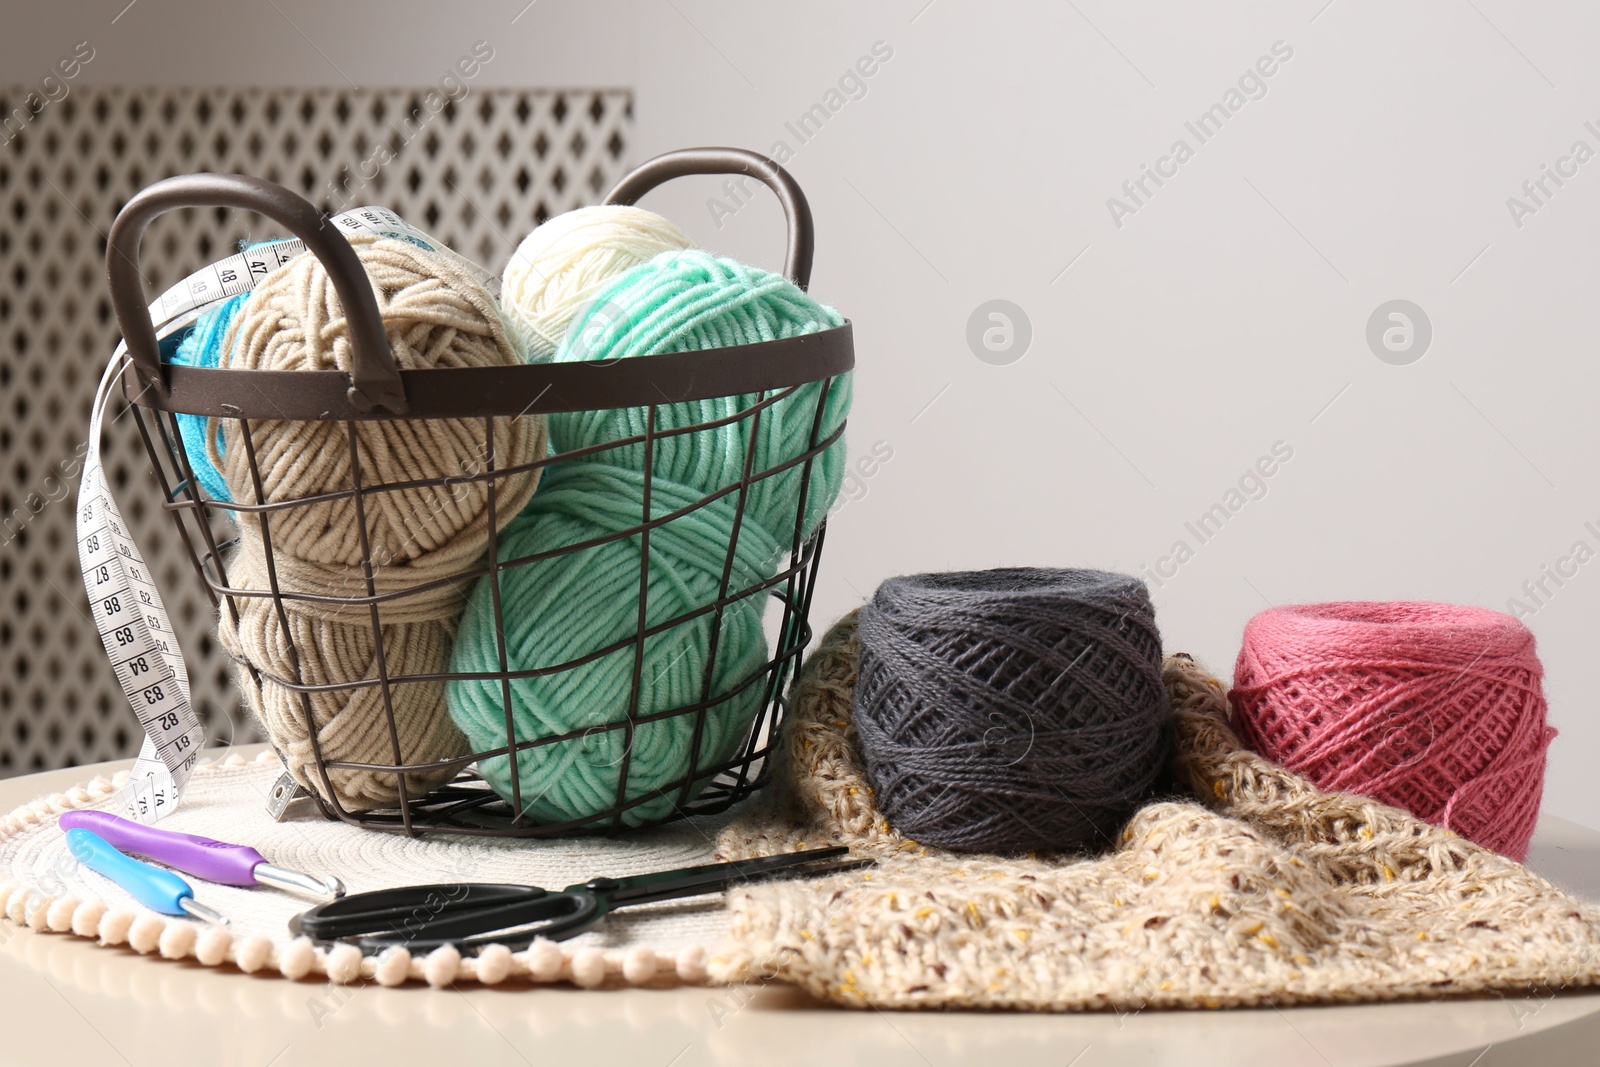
top-left (215, 235), bottom-right (546, 810)
top-left (449, 249), bottom-right (851, 827)
top-left (499, 204), bottom-right (692, 360)
top-left (168, 291), bottom-right (247, 503)
top-left (711, 614), bottom-right (1600, 1011)
top-left (1228, 601), bottom-right (1555, 861)
top-left (853, 568), bottom-right (1170, 853)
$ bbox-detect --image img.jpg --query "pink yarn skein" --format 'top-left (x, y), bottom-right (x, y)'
top-left (1229, 601), bottom-right (1556, 861)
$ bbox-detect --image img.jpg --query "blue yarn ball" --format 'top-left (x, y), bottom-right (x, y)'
top-left (166, 293), bottom-right (247, 503)
top-left (447, 249), bottom-right (852, 827)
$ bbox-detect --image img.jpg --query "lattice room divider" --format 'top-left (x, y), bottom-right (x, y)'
top-left (0, 86), bottom-right (634, 775)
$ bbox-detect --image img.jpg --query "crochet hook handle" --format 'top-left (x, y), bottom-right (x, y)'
top-left (59, 809), bottom-right (344, 898)
top-left (65, 828), bottom-right (227, 923)
top-left (61, 809), bottom-right (265, 886)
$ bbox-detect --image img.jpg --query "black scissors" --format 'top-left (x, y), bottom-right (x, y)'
top-left (289, 846), bottom-right (869, 953)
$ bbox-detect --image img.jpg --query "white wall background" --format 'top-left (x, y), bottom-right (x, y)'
top-left (6, 0), bottom-right (1599, 830)
top-left (627, 2), bottom-right (1600, 833)
top-left (0, 1), bottom-right (636, 88)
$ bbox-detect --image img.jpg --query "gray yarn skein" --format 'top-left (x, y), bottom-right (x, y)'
top-left (853, 568), bottom-right (1170, 854)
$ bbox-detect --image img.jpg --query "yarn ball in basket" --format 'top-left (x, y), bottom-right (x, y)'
top-left (217, 557), bottom-right (469, 810)
top-left (551, 250), bottom-right (852, 541)
top-left (448, 249), bottom-right (851, 827)
top-left (168, 291), bottom-right (247, 503)
top-left (217, 234), bottom-right (547, 606)
top-left (1228, 601), bottom-right (1556, 861)
top-left (500, 204), bottom-right (691, 360)
top-left (216, 235), bottom-right (546, 810)
top-left (852, 568), bottom-right (1170, 854)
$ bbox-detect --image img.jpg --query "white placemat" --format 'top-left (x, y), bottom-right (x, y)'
top-left (0, 751), bottom-right (742, 987)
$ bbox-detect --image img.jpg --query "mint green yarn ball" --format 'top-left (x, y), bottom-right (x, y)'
top-left (446, 249), bottom-right (852, 827)
top-left (554, 249), bottom-right (852, 541)
top-left (448, 464), bottom-right (775, 825)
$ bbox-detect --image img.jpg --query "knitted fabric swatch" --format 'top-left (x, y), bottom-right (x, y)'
top-left (711, 611), bottom-right (1600, 1010)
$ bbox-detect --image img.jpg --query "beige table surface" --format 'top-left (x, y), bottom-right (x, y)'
top-left (5, 754), bottom-right (1600, 1067)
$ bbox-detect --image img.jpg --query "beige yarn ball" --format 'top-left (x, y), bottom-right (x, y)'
top-left (215, 235), bottom-right (546, 608)
top-left (216, 235), bottom-right (545, 810)
top-left (501, 205), bottom-right (691, 360)
top-left (217, 557), bottom-right (467, 810)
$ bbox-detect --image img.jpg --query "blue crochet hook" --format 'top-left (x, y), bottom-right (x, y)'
top-left (65, 827), bottom-right (230, 924)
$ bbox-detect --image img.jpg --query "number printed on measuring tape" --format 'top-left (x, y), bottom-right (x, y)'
top-left (77, 369), bottom-right (198, 823)
top-left (145, 204), bottom-right (499, 328)
top-left (82, 204), bottom-right (488, 821)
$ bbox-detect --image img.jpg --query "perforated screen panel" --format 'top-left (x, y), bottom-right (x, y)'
top-left (0, 86), bottom-right (634, 775)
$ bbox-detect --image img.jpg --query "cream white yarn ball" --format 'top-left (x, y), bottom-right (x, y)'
top-left (500, 204), bottom-right (691, 360)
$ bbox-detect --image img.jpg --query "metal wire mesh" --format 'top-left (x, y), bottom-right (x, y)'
top-left (106, 152), bottom-right (849, 838)
top-left (131, 375), bottom-right (843, 836)
top-left (0, 85), bottom-right (634, 776)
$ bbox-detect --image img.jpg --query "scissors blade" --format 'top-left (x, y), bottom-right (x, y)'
top-left (290, 849), bottom-right (874, 955)
top-left (589, 846), bottom-right (871, 909)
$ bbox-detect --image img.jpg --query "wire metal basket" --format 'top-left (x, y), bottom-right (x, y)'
top-left (105, 148), bottom-right (854, 837)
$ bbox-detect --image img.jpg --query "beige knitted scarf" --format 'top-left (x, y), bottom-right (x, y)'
top-left (710, 611), bottom-right (1600, 1010)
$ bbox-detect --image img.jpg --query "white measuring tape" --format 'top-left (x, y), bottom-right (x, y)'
top-left (145, 205), bottom-right (499, 328)
top-left (79, 206), bottom-right (490, 823)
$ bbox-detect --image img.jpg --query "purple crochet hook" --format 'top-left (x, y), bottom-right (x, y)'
top-left (59, 810), bottom-right (344, 899)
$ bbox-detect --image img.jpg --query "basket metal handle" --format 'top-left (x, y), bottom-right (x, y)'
top-left (603, 147), bottom-right (816, 291)
top-left (106, 173), bottom-right (407, 415)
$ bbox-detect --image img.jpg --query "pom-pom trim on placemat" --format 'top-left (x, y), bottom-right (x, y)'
top-left (0, 753), bottom-right (711, 989)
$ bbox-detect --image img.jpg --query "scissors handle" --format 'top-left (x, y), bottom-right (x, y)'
top-left (292, 883), bottom-right (601, 952)
top-left (291, 847), bottom-right (871, 954)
